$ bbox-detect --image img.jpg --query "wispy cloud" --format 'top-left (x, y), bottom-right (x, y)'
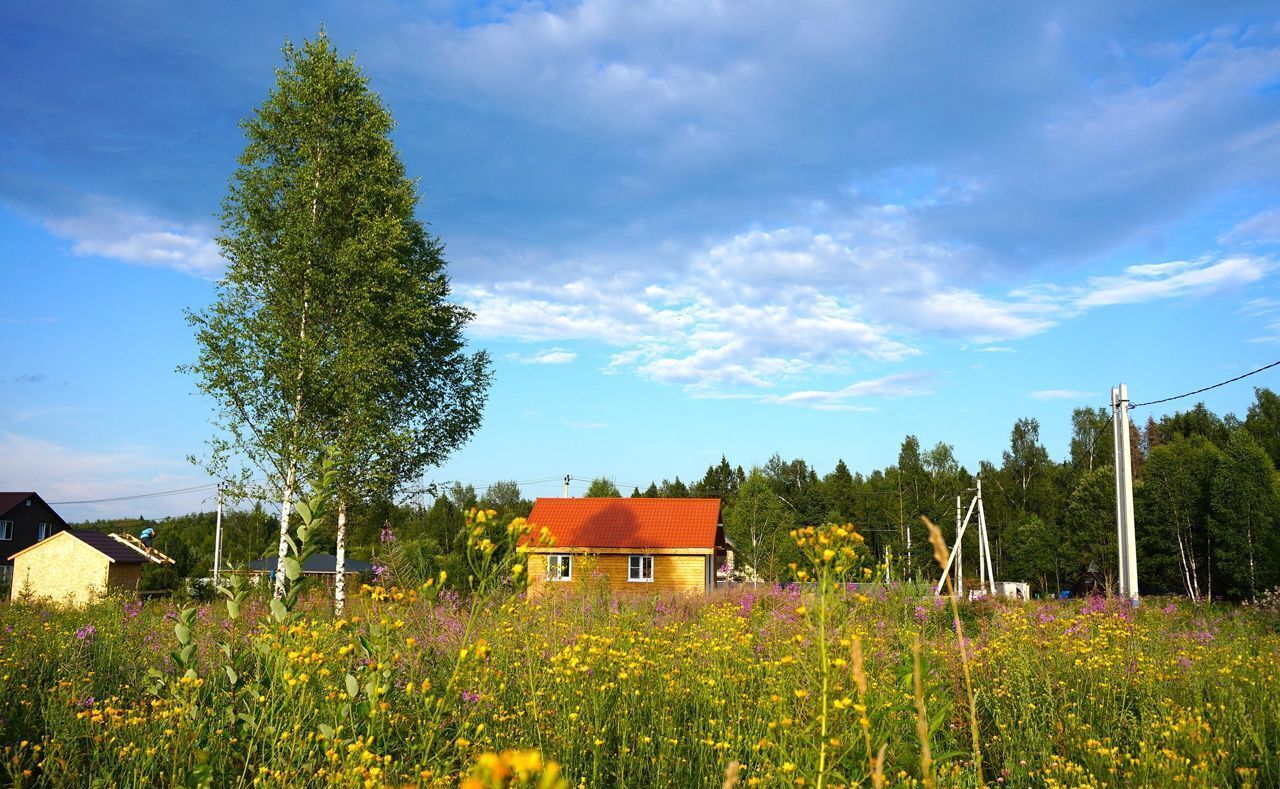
top-left (0, 432), bottom-right (214, 519)
top-left (1075, 256), bottom-right (1268, 309)
top-left (505, 348), bottom-right (578, 365)
top-left (565, 420), bottom-right (608, 430)
top-left (39, 198), bottom-right (224, 278)
top-left (762, 372), bottom-right (935, 411)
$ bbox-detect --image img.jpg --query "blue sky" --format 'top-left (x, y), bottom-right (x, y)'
top-left (3, 1), bottom-right (1280, 520)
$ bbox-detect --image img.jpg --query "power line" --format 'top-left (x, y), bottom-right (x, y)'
top-left (1129, 359), bottom-right (1280, 410)
top-left (50, 484), bottom-right (219, 506)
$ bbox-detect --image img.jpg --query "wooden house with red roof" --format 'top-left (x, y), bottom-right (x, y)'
top-left (523, 498), bottom-right (727, 595)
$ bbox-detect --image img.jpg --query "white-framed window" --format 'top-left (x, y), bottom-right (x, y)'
top-left (37, 523), bottom-right (52, 541)
top-left (0, 521), bottom-right (11, 541)
top-left (546, 554), bottom-right (573, 581)
top-left (628, 554), bottom-right (654, 582)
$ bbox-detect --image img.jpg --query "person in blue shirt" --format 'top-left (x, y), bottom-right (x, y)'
top-left (139, 526), bottom-right (156, 549)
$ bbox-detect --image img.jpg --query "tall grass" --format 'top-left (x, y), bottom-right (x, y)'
top-left (0, 518), bottom-right (1277, 786)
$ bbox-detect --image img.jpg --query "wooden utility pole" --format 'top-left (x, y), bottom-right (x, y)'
top-left (1111, 384), bottom-right (1139, 602)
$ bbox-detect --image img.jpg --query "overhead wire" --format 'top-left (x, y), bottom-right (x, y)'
top-left (49, 484), bottom-right (219, 506)
top-left (1128, 359), bottom-right (1280, 410)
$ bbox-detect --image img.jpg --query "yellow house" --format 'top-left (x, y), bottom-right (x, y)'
top-left (8, 530), bottom-right (170, 606)
top-left (523, 498), bottom-right (726, 595)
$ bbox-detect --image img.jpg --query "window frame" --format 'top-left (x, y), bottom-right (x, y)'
top-left (546, 553), bottom-right (573, 582)
top-left (0, 521), bottom-right (11, 541)
top-left (37, 522), bottom-right (51, 541)
top-left (628, 554), bottom-right (654, 583)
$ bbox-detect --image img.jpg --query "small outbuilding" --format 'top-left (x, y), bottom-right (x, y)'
top-left (245, 553), bottom-right (373, 588)
top-left (8, 530), bottom-right (172, 606)
top-left (523, 498), bottom-right (727, 595)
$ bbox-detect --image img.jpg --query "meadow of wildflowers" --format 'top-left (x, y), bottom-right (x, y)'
top-left (0, 515), bottom-right (1277, 787)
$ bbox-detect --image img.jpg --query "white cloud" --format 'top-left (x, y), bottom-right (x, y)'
top-left (0, 432), bottom-right (215, 520)
top-left (1224, 208), bottom-right (1280, 243)
top-left (1075, 256), bottom-right (1268, 308)
top-left (41, 198), bottom-right (225, 278)
top-left (763, 372), bottom-right (935, 411)
top-left (461, 209), bottom-right (1275, 400)
top-left (505, 348), bottom-right (578, 365)
top-left (565, 420), bottom-right (608, 430)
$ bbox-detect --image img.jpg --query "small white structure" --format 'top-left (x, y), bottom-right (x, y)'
top-left (995, 581), bottom-right (1030, 600)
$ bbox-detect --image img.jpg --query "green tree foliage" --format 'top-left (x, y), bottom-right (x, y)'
top-left (1061, 466), bottom-right (1116, 580)
top-left (1069, 407), bottom-right (1111, 476)
top-left (1137, 437), bottom-right (1222, 600)
top-left (1245, 387), bottom-right (1280, 469)
top-left (1210, 430), bottom-right (1280, 599)
top-left (690, 456), bottom-right (745, 502)
top-left (657, 478), bottom-right (689, 498)
top-left (1159, 403), bottom-right (1231, 448)
top-left (1001, 418), bottom-right (1052, 517)
top-left (186, 32), bottom-right (490, 602)
top-left (584, 478), bottom-right (621, 498)
top-left (724, 469), bottom-right (797, 580)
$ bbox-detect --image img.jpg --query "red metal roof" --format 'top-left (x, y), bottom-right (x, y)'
top-left (525, 498), bottom-right (722, 550)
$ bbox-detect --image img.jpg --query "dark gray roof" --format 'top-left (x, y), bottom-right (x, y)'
top-left (70, 530), bottom-right (149, 564)
top-left (248, 553), bottom-right (373, 574)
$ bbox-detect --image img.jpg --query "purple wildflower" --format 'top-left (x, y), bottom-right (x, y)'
top-left (75, 624), bottom-right (97, 641)
top-left (380, 526), bottom-right (396, 544)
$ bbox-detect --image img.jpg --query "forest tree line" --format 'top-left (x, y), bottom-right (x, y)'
top-left (77, 387), bottom-right (1280, 600)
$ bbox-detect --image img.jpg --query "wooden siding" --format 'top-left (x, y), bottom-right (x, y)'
top-left (107, 564), bottom-right (143, 594)
top-left (527, 551), bottom-right (711, 596)
top-left (11, 532), bottom-right (112, 606)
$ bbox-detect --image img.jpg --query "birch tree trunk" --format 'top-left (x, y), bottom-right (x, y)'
top-left (274, 460), bottom-right (297, 599)
top-left (334, 498), bottom-right (347, 616)
top-left (274, 280), bottom-right (309, 600)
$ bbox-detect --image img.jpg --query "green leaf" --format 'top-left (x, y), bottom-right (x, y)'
top-left (294, 499), bottom-right (313, 523)
top-left (175, 623), bottom-right (191, 645)
top-left (345, 673), bottom-right (359, 699)
top-left (318, 723), bottom-right (335, 740)
top-left (269, 598), bottom-right (288, 622)
top-left (282, 557), bottom-right (302, 581)
top-left (179, 644), bottom-right (196, 665)
top-left (226, 599), bottom-right (241, 620)
top-left (224, 666), bottom-right (239, 685)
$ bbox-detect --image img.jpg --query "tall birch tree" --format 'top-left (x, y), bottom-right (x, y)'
top-left (187, 32), bottom-right (490, 603)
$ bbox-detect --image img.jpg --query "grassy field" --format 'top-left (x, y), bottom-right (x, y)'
top-left (1, 522), bottom-right (1278, 787)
